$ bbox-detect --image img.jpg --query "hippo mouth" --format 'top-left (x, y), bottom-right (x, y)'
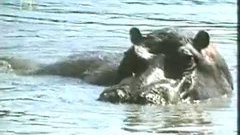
top-left (98, 68), bottom-right (196, 104)
top-left (98, 52), bottom-right (197, 105)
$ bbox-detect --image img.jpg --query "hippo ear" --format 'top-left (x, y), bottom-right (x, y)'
top-left (129, 27), bottom-right (144, 45)
top-left (193, 30), bottom-right (210, 51)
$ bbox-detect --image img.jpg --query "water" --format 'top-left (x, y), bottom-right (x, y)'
top-left (0, 0), bottom-right (237, 134)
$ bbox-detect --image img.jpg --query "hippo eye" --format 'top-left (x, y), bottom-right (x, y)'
top-left (185, 54), bottom-right (193, 61)
top-left (177, 47), bottom-right (196, 67)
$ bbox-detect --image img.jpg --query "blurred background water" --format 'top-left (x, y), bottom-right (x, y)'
top-left (0, 0), bottom-right (237, 134)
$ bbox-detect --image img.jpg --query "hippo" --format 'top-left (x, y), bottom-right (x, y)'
top-left (98, 27), bottom-right (233, 104)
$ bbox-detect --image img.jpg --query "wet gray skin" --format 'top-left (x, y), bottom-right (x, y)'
top-left (98, 27), bottom-right (233, 104)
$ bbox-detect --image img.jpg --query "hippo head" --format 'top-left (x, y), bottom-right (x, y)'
top-left (98, 27), bottom-right (232, 104)
top-left (129, 27), bottom-right (210, 79)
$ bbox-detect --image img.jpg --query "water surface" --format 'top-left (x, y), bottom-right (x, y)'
top-left (0, 0), bottom-right (237, 134)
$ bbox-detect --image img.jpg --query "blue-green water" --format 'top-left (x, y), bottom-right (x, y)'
top-left (0, 0), bottom-right (237, 134)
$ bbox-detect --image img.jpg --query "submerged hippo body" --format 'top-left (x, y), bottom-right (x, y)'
top-left (98, 27), bottom-right (233, 104)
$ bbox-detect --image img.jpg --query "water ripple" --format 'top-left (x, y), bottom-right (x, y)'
top-left (0, 0), bottom-right (237, 134)
top-left (0, 98), bottom-right (46, 102)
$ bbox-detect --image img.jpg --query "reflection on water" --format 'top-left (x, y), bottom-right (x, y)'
top-left (122, 97), bottom-right (233, 134)
top-left (0, 0), bottom-right (237, 134)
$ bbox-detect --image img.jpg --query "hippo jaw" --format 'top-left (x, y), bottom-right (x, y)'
top-left (98, 66), bottom-right (197, 104)
top-left (138, 73), bottom-right (196, 104)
